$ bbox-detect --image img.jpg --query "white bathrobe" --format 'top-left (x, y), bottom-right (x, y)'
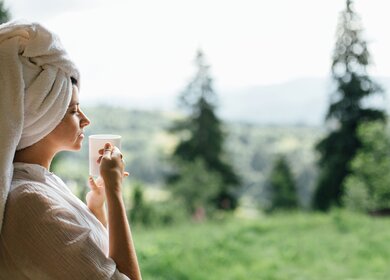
top-left (0, 162), bottom-right (130, 279)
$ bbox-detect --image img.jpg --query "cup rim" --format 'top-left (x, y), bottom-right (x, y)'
top-left (89, 134), bottom-right (122, 139)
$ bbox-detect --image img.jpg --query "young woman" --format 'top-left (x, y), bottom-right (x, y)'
top-left (0, 21), bottom-right (141, 279)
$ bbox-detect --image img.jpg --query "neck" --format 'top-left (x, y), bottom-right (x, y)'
top-left (13, 142), bottom-right (57, 170)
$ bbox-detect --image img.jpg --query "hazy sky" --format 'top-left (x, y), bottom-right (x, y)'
top-left (5, 0), bottom-right (390, 109)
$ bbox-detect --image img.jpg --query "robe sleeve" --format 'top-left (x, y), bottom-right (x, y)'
top-left (0, 184), bottom-right (130, 280)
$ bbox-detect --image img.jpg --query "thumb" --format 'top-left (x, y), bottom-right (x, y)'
top-left (88, 176), bottom-right (98, 191)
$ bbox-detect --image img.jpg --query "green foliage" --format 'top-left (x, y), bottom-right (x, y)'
top-left (168, 158), bottom-right (221, 215)
top-left (0, 0), bottom-right (10, 24)
top-left (147, 200), bottom-right (188, 226)
top-left (129, 182), bottom-right (153, 226)
top-left (313, 0), bottom-right (386, 211)
top-left (227, 124), bottom-right (320, 210)
top-left (265, 155), bottom-right (298, 211)
top-left (169, 49), bottom-right (240, 210)
top-left (128, 182), bottom-right (187, 227)
top-left (343, 121), bottom-right (390, 212)
top-left (134, 211), bottom-right (390, 279)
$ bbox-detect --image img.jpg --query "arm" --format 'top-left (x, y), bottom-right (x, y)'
top-left (86, 176), bottom-right (107, 228)
top-left (89, 205), bottom-right (107, 228)
top-left (99, 143), bottom-right (142, 280)
top-left (106, 187), bottom-right (141, 279)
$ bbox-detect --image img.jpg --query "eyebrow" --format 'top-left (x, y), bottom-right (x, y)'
top-left (68, 102), bottom-right (80, 108)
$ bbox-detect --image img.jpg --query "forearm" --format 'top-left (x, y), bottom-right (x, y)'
top-left (106, 189), bottom-right (142, 280)
top-left (88, 205), bottom-right (107, 228)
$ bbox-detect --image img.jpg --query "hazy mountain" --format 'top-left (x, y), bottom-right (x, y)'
top-left (218, 78), bottom-right (330, 125)
top-left (83, 77), bottom-right (390, 126)
top-left (218, 77), bottom-right (390, 125)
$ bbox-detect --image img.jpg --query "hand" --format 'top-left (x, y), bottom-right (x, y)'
top-left (86, 176), bottom-right (106, 210)
top-left (97, 143), bottom-right (129, 194)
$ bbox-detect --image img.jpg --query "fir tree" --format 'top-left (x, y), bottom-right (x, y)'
top-left (266, 155), bottom-right (298, 211)
top-left (0, 0), bottom-right (10, 24)
top-left (169, 49), bottom-right (240, 210)
top-left (313, 0), bottom-right (386, 211)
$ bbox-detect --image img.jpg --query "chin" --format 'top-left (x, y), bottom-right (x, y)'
top-left (74, 143), bottom-right (83, 150)
top-left (66, 141), bottom-right (83, 151)
top-left (72, 137), bottom-right (84, 150)
top-left (63, 146), bottom-right (82, 152)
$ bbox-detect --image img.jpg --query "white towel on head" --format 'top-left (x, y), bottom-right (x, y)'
top-left (0, 20), bottom-right (79, 233)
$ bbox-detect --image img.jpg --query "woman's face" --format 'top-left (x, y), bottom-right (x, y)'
top-left (45, 85), bottom-right (90, 151)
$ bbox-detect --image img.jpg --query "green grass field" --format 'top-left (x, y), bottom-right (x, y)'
top-left (133, 211), bottom-right (390, 280)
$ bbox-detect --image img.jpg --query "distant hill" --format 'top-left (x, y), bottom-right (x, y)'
top-left (219, 76), bottom-right (390, 125)
top-left (81, 77), bottom-right (390, 126)
top-left (219, 78), bottom-right (330, 125)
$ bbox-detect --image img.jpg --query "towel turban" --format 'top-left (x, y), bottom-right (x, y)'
top-left (0, 20), bottom-right (79, 232)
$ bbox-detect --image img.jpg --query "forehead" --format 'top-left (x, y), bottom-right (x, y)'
top-left (68, 85), bottom-right (80, 107)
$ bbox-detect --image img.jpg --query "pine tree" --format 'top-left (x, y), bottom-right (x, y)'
top-left (169, 49), bottom-right (240, 210)
top-left (313, 0), bottom-right (386, 211)
top-left (266, 155), bottom-right (298, 211)
top-left (0, 0), bottom-right (10, 24)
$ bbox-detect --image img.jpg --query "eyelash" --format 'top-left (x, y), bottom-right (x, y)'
top-left (71, 106), bottom-right (81, 115)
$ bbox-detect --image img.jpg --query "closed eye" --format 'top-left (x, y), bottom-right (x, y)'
top-left (70, 105), bottom-right (80, 114)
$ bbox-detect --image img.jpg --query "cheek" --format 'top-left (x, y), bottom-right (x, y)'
top-left (54, 117), bottom-right (79, 138)
top-left (67, 117), bottom-right (81, 133)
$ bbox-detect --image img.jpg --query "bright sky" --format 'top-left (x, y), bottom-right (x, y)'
top-left (5, 0), bottom-right (390, 109)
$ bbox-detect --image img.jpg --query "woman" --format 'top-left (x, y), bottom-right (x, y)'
top-left (0, 21), bottom-right (141, 279)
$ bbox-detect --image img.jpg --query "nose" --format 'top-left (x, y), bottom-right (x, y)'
top-left (80, 110), bottom-right (91, 127)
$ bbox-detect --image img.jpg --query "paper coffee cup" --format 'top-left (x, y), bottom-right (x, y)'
top-left (89, 134), bottom-right (121, 177)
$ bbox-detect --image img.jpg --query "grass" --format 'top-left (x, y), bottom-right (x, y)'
top-left (133, 210), bottom-right (390, 280)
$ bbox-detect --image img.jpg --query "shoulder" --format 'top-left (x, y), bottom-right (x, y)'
top-left (7, 181), bottom-right (53, 211)
top-left (3, 183), bottom-right (60, 236)
top-left (3, 181), bottom-right (89, 240)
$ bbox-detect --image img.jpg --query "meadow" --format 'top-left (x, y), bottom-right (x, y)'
top-left (134, 211), bottom-right (390, 280)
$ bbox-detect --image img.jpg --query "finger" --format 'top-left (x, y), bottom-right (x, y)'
top-left (124, 172), bottom-right (129, 177)
top-left (102, 143), bottom-right (112, 159)
top-left (97, 155), bottom-right (103, 164)
top-left (96, 176), bottom-right (104, 184)
top-left (111, 146), bottom-right (122, 159)
top-left (88, 176), bottom-right (98, 190)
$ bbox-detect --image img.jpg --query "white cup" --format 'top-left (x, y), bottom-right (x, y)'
top-left (89, 134), bottom-right (122, 177)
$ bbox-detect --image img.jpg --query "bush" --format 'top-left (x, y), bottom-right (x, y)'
top-left (128, 182), bottom-right (188, 227)
top-left (168, 158), bottom-right (222, 216)
top-left (343, 121), bottom-right (390, 212)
